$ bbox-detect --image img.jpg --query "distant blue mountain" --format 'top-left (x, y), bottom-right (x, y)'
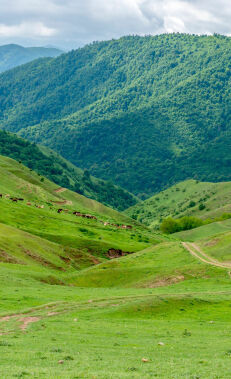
top-left (0, 44), bottom-right (63, 72)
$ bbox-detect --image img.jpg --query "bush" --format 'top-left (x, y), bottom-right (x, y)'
top-left (160, 217), bottom-right (179, 234)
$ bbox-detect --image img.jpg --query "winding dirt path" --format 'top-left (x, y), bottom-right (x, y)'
top-left (182, 242), bottom-right (231, 269)
top-left (54, 187), bottom-right (67, 194)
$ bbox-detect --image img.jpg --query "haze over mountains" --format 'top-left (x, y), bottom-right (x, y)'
top-left (1, 33), bottom-right (231, 199)
top-left (0, 44), bottom-right (63, 73)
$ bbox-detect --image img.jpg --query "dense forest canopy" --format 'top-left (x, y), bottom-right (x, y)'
top-left (1, 33), bottom-right (231, 197)
top-left (0, 130), bottom-right (137, 210)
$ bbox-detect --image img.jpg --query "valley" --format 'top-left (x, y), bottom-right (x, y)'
top-left (1, 154), bottom-right (231, 377)
top-left (1, 33), bottom-right (231, 378)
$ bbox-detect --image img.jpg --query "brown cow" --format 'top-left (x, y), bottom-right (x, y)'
top-left (73, 211), bottom-right (82, 216)
top-left (85, 214), bottom-right (97, 220)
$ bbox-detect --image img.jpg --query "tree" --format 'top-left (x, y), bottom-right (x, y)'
top-left (160, 217), bottom-right (179, 234)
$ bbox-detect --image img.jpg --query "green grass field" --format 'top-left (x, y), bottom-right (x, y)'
top-left (1, 242), bottom-right (231, 378)
top-left (1, 157), bottom-right (231, 378)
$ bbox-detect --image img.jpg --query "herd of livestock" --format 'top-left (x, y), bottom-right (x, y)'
top-left (0, 194), bottom-right (133, 230)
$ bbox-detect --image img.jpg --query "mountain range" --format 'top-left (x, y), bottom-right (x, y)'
top-left (2, 33), bottom-right (231, 377)
top-left (1, 34), bottom-right (231, 198)
top-left (0, 44), bottom-right (63, 73)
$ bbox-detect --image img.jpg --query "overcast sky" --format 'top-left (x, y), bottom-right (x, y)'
top-left (0, 0), bottom-right (231, 49)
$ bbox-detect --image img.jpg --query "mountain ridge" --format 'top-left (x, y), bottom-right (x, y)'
top-left (0, 43), bottom-right (63, 73)
top-left (1, 33), bottom-right (231, 196)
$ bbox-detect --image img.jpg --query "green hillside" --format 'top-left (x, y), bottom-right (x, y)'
top-left (0, 44), bottom-right (63, 73)
top-left (0, 130), bottom-right (137, 210)
top-left (126, 179), bottom-right (231, 228)
top-left (0, 154), bottom-right (157, 263)
top-left (68, 241), bottom-right (227, 288)
top-left (1, 34), bottom-right (231, 196)
top-left (1, 156), bottom-right (231, 377)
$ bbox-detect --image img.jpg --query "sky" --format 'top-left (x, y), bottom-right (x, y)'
top-left (0, 0), bottom-right (231, 50)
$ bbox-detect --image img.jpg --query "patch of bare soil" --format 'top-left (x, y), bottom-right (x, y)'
top-left (205, 238), bottom-right (220, 247)
top-left (0, 250), bottom-right (24, 264)
top-left (147, 275), bottom-right (185, 288)
top-left (52, 200), bottom-right (73, 205)
top-left (91, 256), bottom-right (101, 265)
top-left (54, 188), bottom-right (67, 193)
top-left (47, 312), bottom-right (59, 316)
top-left (23, 249), bottom-right (65, 271)
top-left (0, 314), bottom-right (40, 333)
top-left (19, 316), bottom-right (40, 331)
top-left (107, 249), bottom-right (134, 259)
top-left (0, 316), bottom-right (11, 322)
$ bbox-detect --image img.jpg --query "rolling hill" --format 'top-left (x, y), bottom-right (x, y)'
top-left (0, 154), bottom-right (158, 266)
top-left (0, 130), bottom-right (137, 210)
top-left (125, 179), bottom-right (231, 228)
top-left (1, 34), bottom-right (231, 196)
top-left (1, 154), bottom-right (231, 377)
top-left (0, 44), bottom-right (63, 73)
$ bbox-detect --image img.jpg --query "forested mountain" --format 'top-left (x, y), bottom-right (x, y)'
top-left (0, 44), bottom-right (63, 73)
top-left (0, 130), bottom-right (137, 210)
top-left (1, 34), bottom-right (231, 197)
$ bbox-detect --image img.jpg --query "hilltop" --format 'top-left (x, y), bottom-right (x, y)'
top-left (0, 44), bottom-right (63, 73)
top-left (0, 130), bottom-right (137, 210)
top-left (1, 34), bottom-right (231, 196)
top-left (125, 179), bottom-right (231, 228)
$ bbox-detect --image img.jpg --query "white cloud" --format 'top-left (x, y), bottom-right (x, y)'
top-left (0, 0), bottom-right (231, 48)
top-left (0, 22), bottom-right (56, 38)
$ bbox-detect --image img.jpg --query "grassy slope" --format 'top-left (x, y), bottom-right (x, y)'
top-left (0, 130), bottom-right (137, 211)
top-left (67, 241), bottom-right (228, 289)
top-left (0, 155), bottom-right (158, 264)
top-left (2, 158), bottom-right (231, 376)
top-left (125, 179), bottom-right (231, 227)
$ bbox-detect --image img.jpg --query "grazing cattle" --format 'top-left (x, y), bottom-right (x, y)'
top-left (10, 198), bottom-right (18, 202)
top-left (26, 202), bottom-right (32, 206)
top-left (57, 208), bottom-right (63, 213)
top-left (85, 214), bottom-right (97, 220)
top-left (73, 211), bottom-right (82, 216)
top-left (5, 194), bottom-right (10, 198)
top-left (0, 194), bottom-right (2, 198)
top-left (36, 205), bottom-right (44, 209)
top-left (121, 225), bottom-right (133, 229)
top-left (18, 198), bottom-right (24, 201)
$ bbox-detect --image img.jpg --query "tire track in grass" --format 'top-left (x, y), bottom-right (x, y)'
top-left (182, 242), bottom-right (231, 269)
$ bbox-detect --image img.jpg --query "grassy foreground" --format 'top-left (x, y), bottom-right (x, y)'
top-left (1, 239), bottom-right (231, 378)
